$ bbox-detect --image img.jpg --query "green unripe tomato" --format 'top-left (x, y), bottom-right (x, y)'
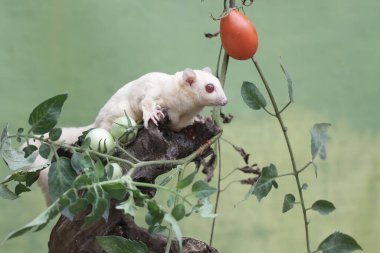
top-left (84, 128), bottom-right (115, 153)
top-left (110, 115), bottom-right (138, 143)
top-left (106, 162), bottom-right (123, 180)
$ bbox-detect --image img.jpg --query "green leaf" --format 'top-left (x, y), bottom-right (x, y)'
top-left (159, 165), bottom-right (182, 186)
top-left (280, 62), bottom-right (294, 103)
top-left (167, 194), bottom-right (176, 208)
top-left (94, 160), bottom-right (105, 179)
top-left (81, 136), bottom-right (92, 149)
top-left (246, 164), bottom-right (278, 202)
top-left (132, 190), bottom-right (147, 207)
top-left (171, 204), bottom-right (185, 221)
top-left (102, 182), bottom-right (128, 200)
top-left (177, 170), bottom-right (197, 189)
top-left (70, 152), bottom-right (92, 172)
top-left (84, 197), bottom-right (108, 224)
top-left (72, 174), bottom-right (91, 188)
top-left (317, 232), bottom-right (362, 253)
top-left (17, 128), bottom-right (24, 135)
top-left (39, 143), bottom-right (51, 159)
top-left (310, 123), bottom-right (331, 160)
top-left (96, 236), bottom-right (148, 253)
top-left (116, 197), bottom-right (137, 217)
top-left (48, 157), bottom-right (77, 202)
top-left (1, 138), bottom-right (37, 171)
top-left (22, 145), bottom-right (38, 158)
top-left (241, 81), bottom-right (267, 110)
top-left (69, 198), bottom-right (89, 215)
top-left (311, 200), bottom-right (336, 215)
top-left (282, 193), bottom-right (296, 213)
top-left (164, 213), bottom-right (182, 253)
top-left (15, 183), bottom-right (31, 195)
top-left (0, 184), bottom-right (19, 200)
top-left (4, 198), bottom-right (64, 241)
top-left (49, 128), bottom-right (62, 142)
top-left (28, 94), bottom-right (68, 134)
top-left (191, 180), bottom-right (217, 199)
top-left (146, 200), bottom-right (165, 225)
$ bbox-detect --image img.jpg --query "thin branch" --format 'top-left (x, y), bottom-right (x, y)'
top-left (165, 170), bottom-right (184, 253)
top-left (220, 180), bottom-right (240, 192)
top-left (276, 172), bottom-right (295, 178)
top-left (297, 161), bottom-right (313, 175)
top-left (278, 101), bottom-right (292, 115)
top-left (263, 107), bottom-right (276, 117)
top-left (221, 168), bottom-right (238, 181)
top-left (209, 140), bottom-right (222, 246)
top-left (115, 142), bottom-right (140, 163)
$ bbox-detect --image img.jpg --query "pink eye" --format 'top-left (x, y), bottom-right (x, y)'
top-left (205, 83), bottom-right (215, 93)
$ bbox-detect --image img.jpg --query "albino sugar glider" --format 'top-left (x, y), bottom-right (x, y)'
top-left (29, 67), bottom-right (228, 204)
top-left (94, 67), bottom-right (228, 131)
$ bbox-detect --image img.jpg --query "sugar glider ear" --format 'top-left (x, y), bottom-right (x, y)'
top-left (183, 68), bottom-right (197, 86)
top-left (202, 67), bottom-right (213, 75)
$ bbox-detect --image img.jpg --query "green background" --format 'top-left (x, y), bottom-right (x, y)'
top-left (1, 0), bottom-right (379, 252)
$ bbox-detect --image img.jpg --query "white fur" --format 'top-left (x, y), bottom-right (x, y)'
top-left (94, 68), bottom-right (227, 131)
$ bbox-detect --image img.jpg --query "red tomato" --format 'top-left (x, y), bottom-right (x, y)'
top-left (220, 9), bottom-right (259, 60)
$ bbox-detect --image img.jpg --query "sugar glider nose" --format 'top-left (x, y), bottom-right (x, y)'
top-left (219, 97), bottom-right (228, 106)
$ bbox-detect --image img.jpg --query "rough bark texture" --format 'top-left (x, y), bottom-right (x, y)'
top-left (48, 116), bottom-right (220, 253)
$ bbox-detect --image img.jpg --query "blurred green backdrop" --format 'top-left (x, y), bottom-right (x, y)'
top-left (1, 0), bottom-right (379, 252)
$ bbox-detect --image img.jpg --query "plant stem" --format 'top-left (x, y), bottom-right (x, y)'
top-left (298, 161), bottom-right (313, 175)
top-left (220, 168), bottom-right (238, 181)
top-left (251, 57), bottom-right (311, 253)
top-left (164, 169), bottom-right (184, 253)
top-left (219, 179), bottom-right (240, 192)
top-left (210, 50), bottom-right (229, 246)
top-left (276, 172), bottom-right (295, 178)
top-left (209, 140), bottom-right (222, 246)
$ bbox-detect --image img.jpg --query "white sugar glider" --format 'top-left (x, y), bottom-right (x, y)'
top-left (30, 67), bottom-right (228, 204)
top-left (94, 67), bottom-right (228, 131)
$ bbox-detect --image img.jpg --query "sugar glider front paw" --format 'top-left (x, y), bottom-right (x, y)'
top-left (143, 104), bottom-right (165, 128)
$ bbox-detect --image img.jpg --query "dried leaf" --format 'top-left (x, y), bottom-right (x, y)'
top-left (240, 177), bottom-right (259, 185)
top-left (204, 31), bottom-right (220, 38)
top-left (220, 112), bottom-right (234, 124)
top-left (238, 165), bottom-right (260, 174)
top-left (232, 145), bottom-right (250, 164)
top-left (201, 153), bottom-right (216, 182)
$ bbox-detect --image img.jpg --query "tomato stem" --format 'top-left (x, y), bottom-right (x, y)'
top-left (251, 57), bottom-right (312, 253)
top-left (209, 50), bottom-right (229, 247)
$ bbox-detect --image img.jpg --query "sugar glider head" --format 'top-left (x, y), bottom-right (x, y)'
top-left (182, 67), bottom-right (228, 106)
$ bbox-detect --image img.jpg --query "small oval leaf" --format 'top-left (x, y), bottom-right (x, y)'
top-left (282, 193), bottom-right (296, 213)
top-left (49, 128), bottom-right (62, 142)
top-left (241, 81), bottom-right (267, 110)
top-left (318, 232), bottom-right (362, 253)
top-left (177, 171), bottom-right (197, 189)
top-left (39, 143), bottom-right (51, 159)
top-left (191, 180), bottom-right (217, 199)
top-left (311, 200), bottom-right (336, 215)
top-left (172, 204), bottom-right (185, 221)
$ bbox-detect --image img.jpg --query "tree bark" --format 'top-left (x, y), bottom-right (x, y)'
top-left (48, 115), bottom-right (220, 253)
